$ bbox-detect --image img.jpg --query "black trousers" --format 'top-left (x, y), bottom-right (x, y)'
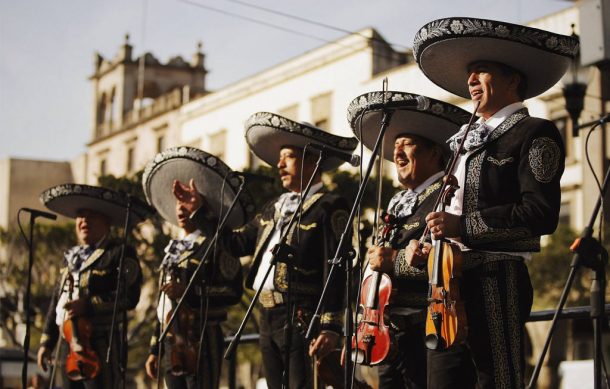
top-left (377, 314), bottom-right (427, 389)
top-left (162, 322), bottom-right (224, 389)
top-left (259, 305), bottom-right (312, 389)
top-left (427, 258), bottom-right (533, 389)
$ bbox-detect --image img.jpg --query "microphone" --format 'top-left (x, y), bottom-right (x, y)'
top-left (367, 95), bottom-right (430, 111)
top-left (307, 143), bottom-right (361, 167)
top-left (572, 113), bottom-right (610, 136)
top-left (21, 208), bottom-right (57, 221)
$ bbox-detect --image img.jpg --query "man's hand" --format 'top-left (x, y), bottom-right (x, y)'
top-left (37, 346), bottom-right (51, 371)
top-left (404, 239), bottom-right (431, 267)
top-left (161, 281), bottom-right (186, 300)
top-left (172, 179), bottom-right (204, 215)
top-left (309, 331), bottom-right (339, 359)
top-left (425, 211), bottom-right (461, 240)
top-left (63, 298), bottom-right (88, 319)
top-left (145, 354), bottom-right (159, 379)
top-left (367, 246), bottom-right (396, 274)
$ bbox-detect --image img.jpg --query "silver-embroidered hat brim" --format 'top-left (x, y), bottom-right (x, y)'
top-left (347, 91), bottom-right (470, 160)
top-left (40, 184), bottom-right (153, 226)
top-left (142, 146), bottom-right (255, 229)
top-left (413, 18), bottom-right (579, 99)
top-left (245, 112), bottom-right (359, 171)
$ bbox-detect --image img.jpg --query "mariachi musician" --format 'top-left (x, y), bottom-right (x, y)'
top-left (410, 17), bottom-right (577, 388)
top-left (143, 147), bottom-right (250, 389)
top-left (348, 91), bottom-right (469, 388)
top-left (172, 113), bottom-right (358, 389)
top-left (36, 184), bottom-right (148, 388)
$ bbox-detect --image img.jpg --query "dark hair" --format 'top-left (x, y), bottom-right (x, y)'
top-left (496, 63), bottom-right (528, 101)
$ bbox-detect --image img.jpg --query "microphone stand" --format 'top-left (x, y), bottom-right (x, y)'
top-left (106, 195), bottom-right (133, 389)
top-left (20, 211), bottom-right (44, 389)
top-left (528, 125), bottom-right (609, 389)
top-left (224, 152), bottom-right (324, 389)
top-left (305, 108), bottom-right (396, 389)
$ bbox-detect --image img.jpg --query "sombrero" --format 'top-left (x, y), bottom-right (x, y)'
top-left (245, 112), bottom-right (359, 171)
top-left (347, 91), bottom-right (470, 160)
top-left (142, 146), bottom-right (255, 229)
top-left (40, 184), bottom-right (154, 226)
top-left (413, 17), bottom-right (579, 99)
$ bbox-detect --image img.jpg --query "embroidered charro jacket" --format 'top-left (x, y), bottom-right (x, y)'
top-left (457, 108), bottom-right (565, 253)
top-left (390, 177), bottom-right (443, 310)
top-left (221, 191), bottom-right (350, 334)
top-left (40, 239), bottom-right (142, 350)
top-left (149, 233), bottom-right (243, 355)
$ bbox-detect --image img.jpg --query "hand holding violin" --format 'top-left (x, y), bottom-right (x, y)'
top-left (161, 280), bottom-right (187, 300)
top-left (63, 298), bottom-right (88, 319)
top-left (367, 246), bottom-right (396, 274)
top-left (425, 211), bottom-right (461, 240)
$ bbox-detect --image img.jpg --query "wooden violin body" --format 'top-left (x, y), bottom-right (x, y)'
top-left (164, 266), bottom-right (200, 376)
top-left (63, 274), bottom-right (101, 381)
top-left (352, 212), bottom-right (405, 366)
top-left (425, 239), bottom-right (467, 350)
top-left (352, 270), bottom-right (392, 365)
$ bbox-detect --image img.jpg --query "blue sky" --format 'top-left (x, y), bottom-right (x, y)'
top-left (0, 0), bottom-right (571, 161)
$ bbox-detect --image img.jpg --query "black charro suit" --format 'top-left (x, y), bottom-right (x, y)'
top-left (149, 232), bottom-right (243, 389)
top-left (428, 108), bottom-right (565, 389)
top-left (41, 239), bottom-right (142, 389)
top-left (199, 189), bottom-right (350, 389)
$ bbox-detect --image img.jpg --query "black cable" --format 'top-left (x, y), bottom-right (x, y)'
top-left (585, 123), bottom-right (604, 242)
top-left (177, 0), bottom-right (409, 65)
top-left (223, 0), bottom-right (410, 50)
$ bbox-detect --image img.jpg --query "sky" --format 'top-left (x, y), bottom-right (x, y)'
top-left (0, 0), bottom-right (572, 162)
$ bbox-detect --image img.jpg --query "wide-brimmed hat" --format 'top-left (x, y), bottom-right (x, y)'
top-left (413, 17), bottom-right (579, 99)
top-left (245, 112), bottom-right (359, 171)
top-left (142, 146), bottom-right (255, 229)
top-left (40, 184), bottom-right (154, 226)
top-left (347, 91), bottom-right (470, 160)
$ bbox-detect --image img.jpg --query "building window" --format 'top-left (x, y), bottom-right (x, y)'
top-left (100, 159), bottom-right (107, 177)
top-left (126, 146), bottom-right (135, 173)
top-left (559, 200), bottom-right (571, 227)
top-left (208, 130), bottom-right (227, 160)
top-left (278, 104), bottom-right (299, 121)
top-left (157, 135), bottom-right (166, 153)
top-left (311, 92), bottom-right (332, 130)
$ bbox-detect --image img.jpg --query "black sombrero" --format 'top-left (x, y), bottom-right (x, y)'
top-left (142, 146), bottom-right (255, 229)
top-left (347, 91), bottom-right (470, 160)
top-left (245, 112), bottom-right (359, 171)
top-left (413, 17), bottom-right (579, 99)
top-left (40, 184), bottom-right (154, 226)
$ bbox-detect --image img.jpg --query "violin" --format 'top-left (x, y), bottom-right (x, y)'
top-left (62, 273), bottom-right (101, 381)
top-left (352, 212), bottom-right (403, 366)
top-left (423, 175), bottom-right (467, 350)
top-left (164, 265), bottom-right (200, 376)
top-left (423, 100), bottom-right (480, 350)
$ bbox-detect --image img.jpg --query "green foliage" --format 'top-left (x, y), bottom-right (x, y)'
top-left (528, 223), bottom-right (610, 310)
top-left (0, 221), bottom-right (75, 347)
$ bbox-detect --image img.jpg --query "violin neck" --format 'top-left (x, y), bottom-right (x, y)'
top-left (430, 240), bottom-right (444, 287)
top-left (365, 271), bottom-right (382, 308)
